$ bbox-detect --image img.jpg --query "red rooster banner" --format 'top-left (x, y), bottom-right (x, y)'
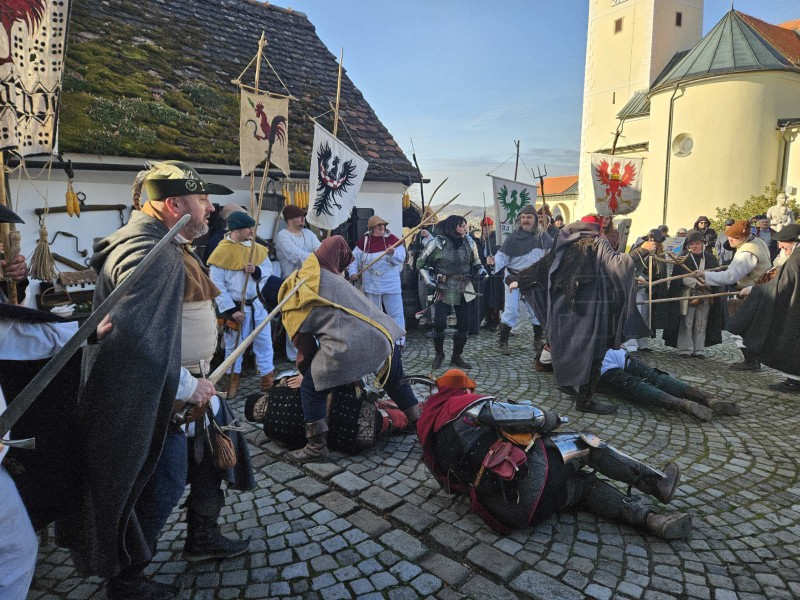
top-left (0, 0), bottom-right (70, 156)
top-left (239, 89), bottom-right (290, 177)
top-left (591, 153), bottom-right (644, 216)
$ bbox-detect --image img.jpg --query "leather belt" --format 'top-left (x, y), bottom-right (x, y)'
top-left (233, 297), bottom-right (257, 307)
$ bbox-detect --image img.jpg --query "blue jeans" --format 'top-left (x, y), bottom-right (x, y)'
top-left (0, 467), bottom-right (37, 600)
top-left (300, 346), bottom-right (417, 422)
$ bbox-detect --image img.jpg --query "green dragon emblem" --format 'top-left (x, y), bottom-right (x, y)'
top-left (497, 185), bottom-right (532, 224)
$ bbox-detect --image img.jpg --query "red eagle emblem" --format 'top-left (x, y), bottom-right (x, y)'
top-left (595, 159), bottom-right (637, 213)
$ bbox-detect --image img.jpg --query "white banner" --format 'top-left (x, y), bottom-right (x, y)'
top-left (0, 0), bottom-right (71, 156)
top-left (239, 91), bottom-right (290, 177)
top-left (307, 123), bottom-right (369, 230)
top-left (591, 153), bottom-right (643, 216)
top-left (491, 176), bottom-right (537, 242)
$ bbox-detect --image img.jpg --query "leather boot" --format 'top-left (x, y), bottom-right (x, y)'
top-left (226, 373), bottom-right (240, 399)
top-left (289, 419), bottom-right (329, 463)
top-left (645, 511), bottom-right (693, 540)
top-left (432, 333), bottom-right (446, 370)
top-left (106, 575), bottom-right (180, 600)
top-left (702, 397), bottom-right (741, 416)
top-left (450, 334), bottom-right (472, 369)
top-left (183, 510), bottom-right (250, 562)
top-left (730, 347), bottom-right (761, 372)
top-left (588, 446), bottom-right (681, 504)
top-left (533, 324), bottom-right (544, 351)
top-left (648, 389), bottom-right (713, 421)
top-left (575, 392), bottom-right (617, 415)
top-left (498, 323), bottom-right (512, 355)
top-left (260, 371), bottom-right (275, 392)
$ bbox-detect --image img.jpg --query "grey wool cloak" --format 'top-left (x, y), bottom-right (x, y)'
top-left (299, 269), bottom-right (404, 391)
top-left (547, 222), bottom-right (649, 387)
top-left (729, 245), bottom-right (800, 375)
top-left (58, 211), bottom-right (186, 577)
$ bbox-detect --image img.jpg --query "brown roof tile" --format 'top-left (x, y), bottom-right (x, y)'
top-left (739, 12), bottom-right (800, 66)
top-left (536, 175), bottom-right (579, 196)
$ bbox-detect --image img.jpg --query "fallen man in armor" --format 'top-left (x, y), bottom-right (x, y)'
top-left (534, 347), bottom-right (740, 419)
top-left (415, 369), bottom-right (693, 539)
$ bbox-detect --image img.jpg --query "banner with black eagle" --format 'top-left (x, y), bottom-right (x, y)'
top-left (591, 153), bottom-right (643, 216)
top-left (307, 122), bottom-right (368, 230)
top-left (491, 176), bottom-right (537, 242)
top-left (0, 0), bottom-right (71, 156)
top-left (239, 90), bottom-right (290, 177)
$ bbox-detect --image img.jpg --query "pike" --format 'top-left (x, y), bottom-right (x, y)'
top-left (0, 214), bottom-right (192, 443)
top-left (355, 193), bottom-right (460, 277)
top-left (208, 277), bottom-right (308, 386)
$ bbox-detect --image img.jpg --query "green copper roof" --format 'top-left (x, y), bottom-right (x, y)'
top-left (651, 10), bottom-right (800, 92)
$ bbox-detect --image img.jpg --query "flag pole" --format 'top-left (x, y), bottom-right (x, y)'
top-left (333, 48), bottom-right (344, 138)
top-left (513, 140), bottom-right (520, 181)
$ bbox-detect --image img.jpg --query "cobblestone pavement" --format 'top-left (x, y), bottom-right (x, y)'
top-left (30, 325), bottom-right (800, 600)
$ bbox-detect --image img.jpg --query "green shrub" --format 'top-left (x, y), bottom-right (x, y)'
top-left (714, 181), bottom-right (799, 230)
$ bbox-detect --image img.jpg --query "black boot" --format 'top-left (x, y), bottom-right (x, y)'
top-left (450, 333), bottom-right (472, 369)
top-left (576, 393), bottom-right (618, 414)
top-left (628, 381), bottom-right (713, 421)
top-left (533, 324), bottom-right (544, 350)
top-left (587, 443), bottom-right (680, 504)
top-left (730, 347), bottom-right (761, 372)
top-left (498, 323), bottom-right (512, 355)
top-left (432, 333), bottom-right (446, 370)
top-left (107, 572), bottom-right (180, 600)
top-left (577, 473), bottom-right (692, 540)
top-left (183, 510), bottom-right (250, 562)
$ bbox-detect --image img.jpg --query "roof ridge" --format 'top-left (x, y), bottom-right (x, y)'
top-left (238, 0), bottom-right (308, 19)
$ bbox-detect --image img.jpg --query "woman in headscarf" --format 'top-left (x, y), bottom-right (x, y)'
top-left (278, 236), bottom-right (420, 462)
top-left (347, 215), bottom-right (406, 345)
top-left (417, 215), bottom-right (485, 369)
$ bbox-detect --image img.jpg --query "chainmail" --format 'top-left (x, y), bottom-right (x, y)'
top-left (439, 239), bottom-right (472, 276)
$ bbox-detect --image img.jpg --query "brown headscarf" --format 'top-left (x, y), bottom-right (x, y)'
top-left (314, 235), bottom-right (354, 274)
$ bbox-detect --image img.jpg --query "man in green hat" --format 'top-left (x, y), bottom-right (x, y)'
top-left (62, 161), bottom-right (254, 600)
top-left (207, 209), bottom-right (275, 398)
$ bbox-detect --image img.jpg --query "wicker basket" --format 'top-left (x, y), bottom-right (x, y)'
top-left (37, 285), bottom-right (72, 310)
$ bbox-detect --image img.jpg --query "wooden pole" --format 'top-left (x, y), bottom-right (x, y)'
top-left (638, 291), bottom-right (740, 305)
top-left (513, 140), bottom-right (520, 181)
top-left (249, 32), bottom-right (266, 215)
top-left (648, 265), bottom-right (727, 287)
top-left (209, 277), bottom-right (308, 386)
top-left (333, 48), bottom-right (344, 138)
top-left (647, 253), bottom-right (653, 331)
top-left (0, 151), bottom-right (18, 304)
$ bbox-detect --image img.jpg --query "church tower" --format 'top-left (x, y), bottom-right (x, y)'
top-left (578, 0), bottom-right (703, 214)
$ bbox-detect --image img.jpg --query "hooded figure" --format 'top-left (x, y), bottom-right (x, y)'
top-left (688, 216), bottom-right (717, 248)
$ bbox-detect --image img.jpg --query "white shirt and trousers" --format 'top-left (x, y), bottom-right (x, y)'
top-left (493, 247), bottom-right (547, 328)
top-left (209, 242), bottom-right (275, 377)
top-left (275, 229), bottom-right (320, 360)
top-left (348, 241), bottom-right (407, 345)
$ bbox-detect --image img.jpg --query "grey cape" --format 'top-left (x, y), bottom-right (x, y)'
top-left (58, 212), bottom-right (186, 577)
top-left (729, 246), bottom-right (800, 375)
top-left (547, 222), bottom-right (649, 387)
top-left (299, 269), bottom-right (404, 391)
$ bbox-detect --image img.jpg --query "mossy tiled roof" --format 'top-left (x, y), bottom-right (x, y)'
top-left (59, 0), bottom-right (415, 182)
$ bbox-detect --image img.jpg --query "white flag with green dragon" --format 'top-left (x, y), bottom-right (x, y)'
top-left (491, 176), bottom-right (537, 242)
top-left (239, 90), bottom-right (290, 177)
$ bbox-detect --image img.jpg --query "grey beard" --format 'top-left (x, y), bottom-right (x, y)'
top-left (183, 221), bottom-right (209, 240)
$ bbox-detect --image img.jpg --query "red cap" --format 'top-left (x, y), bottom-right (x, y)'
top-left (581, 214), bottom-right (602, 225)
top-left (481, 216), bottom-right (494, 227)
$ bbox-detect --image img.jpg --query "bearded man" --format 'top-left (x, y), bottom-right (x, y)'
top-left (61, 161), bottom-right (243, 600)
top-left (487, 205), bottom-right (552, 354)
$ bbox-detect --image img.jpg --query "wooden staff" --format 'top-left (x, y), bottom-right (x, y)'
top-left (209, 277), bottom-right (308, 386)
top-left (647, 253), bottom-right (653, 330)
top-left (649, 265), bottom-right (727, 287)
top-left (355, 193), bottom-right (460, 277)
top-left (638, 290), bottom-right (740, 305)
top-left (0, 151), bottom-right (19, 304)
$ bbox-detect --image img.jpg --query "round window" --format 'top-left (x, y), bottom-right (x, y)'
top-left (672, 133), bottom-right (694, 157)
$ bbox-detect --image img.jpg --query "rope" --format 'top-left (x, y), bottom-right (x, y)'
top-left (486, 153), bottom-right (518, 177)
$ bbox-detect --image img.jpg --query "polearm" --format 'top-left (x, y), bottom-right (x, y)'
top-left (356, 193), bottom-right (460, 277)
top-left (638, 290), bottom-right (740, 305)
top-left (0, 214), bottom-right (191, 442)
top-left (208, 277), bottom-right (308, 386)
top-left (648, 265), bottom-right (727, 287)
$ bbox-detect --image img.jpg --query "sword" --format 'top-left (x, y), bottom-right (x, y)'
top-left (0, 214), bottom-right (191, 442)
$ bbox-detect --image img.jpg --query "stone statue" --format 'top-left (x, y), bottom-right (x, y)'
top-left (766, 192), bottom-right (794, 232)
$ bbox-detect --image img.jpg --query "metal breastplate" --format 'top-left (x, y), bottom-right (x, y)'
top-left (439, 240), bottom-right (472, 276)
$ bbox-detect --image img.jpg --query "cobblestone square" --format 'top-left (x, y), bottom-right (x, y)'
top-left (30, 326), bottom-right (800, 599)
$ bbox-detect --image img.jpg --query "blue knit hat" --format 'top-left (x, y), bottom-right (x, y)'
top-left (227, 210), bottom-right (256, 231)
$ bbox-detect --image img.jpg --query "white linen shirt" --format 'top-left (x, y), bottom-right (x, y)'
top-left (348, 240), bottom-right (406, 295)
top-left (276, 229), bottom-right (321, 277)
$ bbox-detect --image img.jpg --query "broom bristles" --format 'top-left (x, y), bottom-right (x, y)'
top-left (29, 226), bottom-right (58, 281)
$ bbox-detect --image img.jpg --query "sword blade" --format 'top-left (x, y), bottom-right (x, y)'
top-left (0, 214), bottom-right (190, 438)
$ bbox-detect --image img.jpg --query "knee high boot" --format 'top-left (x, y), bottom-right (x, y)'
top-left (586, 444), bottom-right (680, 504)
top-left (730, 347), bottom-right (761, 372)
top-left (576, 472), bottom-right (692, 540)
top-left (628, 381), bottom-right (713, 421)
top-left (289, 419), bottom-right (329, 463)
top-left (184, 509), bottom-right (250, 562)
top-left (576, 361), bottom-right (617, 415)
top-left (432, 332), bottom-right (446, 370)
top-left (451, 333), bottom-right (472, 369)
top-left (498, 323), bottom-right (512, 355)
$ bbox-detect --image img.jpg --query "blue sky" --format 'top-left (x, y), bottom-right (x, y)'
top-left (295, 1), bottom-right (799, 205)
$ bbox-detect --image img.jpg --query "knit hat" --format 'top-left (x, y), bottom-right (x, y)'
top-left (142, 160), bottom-right (233, 201)
top-left (435, 369), bottom-right (476, 391)
top-left (686, 231), bottom-right (705, 245)
top-left (227, 210), bottom-right (256, 231)
top-left (725, 220), bottom-right (750, 239)
top-left (519, 205), bottom-right (536, 216)
top-left (773, 223), bottom-right (800, 242)
top-left (648, 229), bottom-right (666, 243)
top-left (367, 215), bottom-right (389, 232)
top-left (283, 205), bottom-right (307, 221)
top-left (537, 204), bottom-right (552, 217)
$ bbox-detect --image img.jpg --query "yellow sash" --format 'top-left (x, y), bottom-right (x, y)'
top-left (206, 238), bottom-right (268, 271)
